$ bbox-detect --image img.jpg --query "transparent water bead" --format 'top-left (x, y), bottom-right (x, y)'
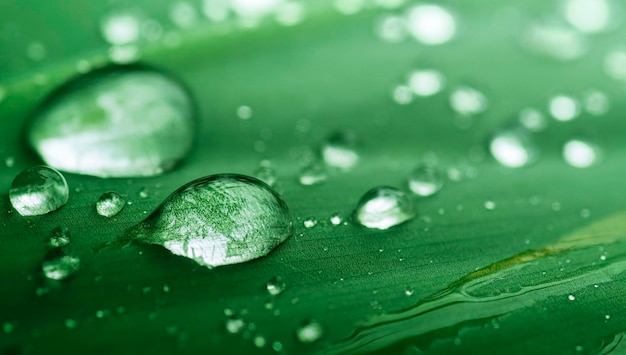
top-left (127, 174), bottom-right (293, 268)
top-left (9, 166), bottom-right (69, 216)
top-left (353, 187), bottom-right (415, 230)
top-left (296, 319), bottom-right (324, 343)
top-left (321, 130), bottom-right (360, 170)
top-left (407, 165), bottom-right (443, 197)
top-left (489, 129), bottom-right (538, 168)
top-left (42, 250), bottom-right (80, 280)
top-left (28, 66), bottom-right (195, 178)
top-left (96, 192), bottom-right (126, 217)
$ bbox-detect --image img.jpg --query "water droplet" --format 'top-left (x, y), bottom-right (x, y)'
top-left (563, 0), bottom-right (612, 34)
top-left (404, 287), bottom-right (415, 296)
top-left (169, 1), bottom-right (199, 29)
top-left (128, 174), bottom-right (293, 268)
top-left (583, 90), bottom-right (609, 116)
top-left (49, 226), bottom-right (71, 247)
top-left (141, 19), bottom-right (164, 42)
top-left (272, 341), bottom-right (283, 352)
top-left (254, 335), bottom-right (267, 348)
top-left (449, 86), bottom-right (488, 116)
top-left (392, 85), bottom-right (413, 105)
top-left (28, 67), bottom-right (195, 178)
top-left (549, 95), bottom-right (580, 121)
top-left (484, 201), bottom-right (496, 210)
top-left (202, 0), bottom-right (229, 22)
top-left (489, 129), bottom-right (538, 168)
top-left (254, 166), bottom-right (278, 187)
top-left (330, 213), bottom-right (344, 225)
top-left (296, 319), bottom-right (324, 343)
top-left (298, 163), bottom-right (328, 186)
top-left (139, 187), bottom-right (149, 198)
top-left (568, 294), bottom-right (576, 301)
top-left (42, 250), bottom-right (80, 280)
top-left (563, 139), bottom-right (598, 168)
top-left (406, 4), bottom-right (456, 45)
top-left (522, 22), bottom-right (586, 61)
top-left (353, 187), bottom-right (415, 230)
top-left (303, 218), bottom-right (317, 229)
top-left (518, 108), bottom-right (547, 132)
top-left (9, 166), bottom-right (69, 216)
top-left (321, 130), bottom-right (360, 170)
top-left (580, 209), bottom-right (591, 218)
top-left (407, 165), bottom-right (443, 197)
top-left (408, 69), bottom-right (445, 97)
top-left (100, 11), bottom-right (141, 45)
top-left (96, 192), bottom-right (126, 217)
top-left (5, 156), bottom-right (15, 167)
top-left (267, 276), bottom-right (286, 296)
top-left (236, 105), bottom-right (253, 120)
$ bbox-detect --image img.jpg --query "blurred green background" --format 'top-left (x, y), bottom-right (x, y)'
top-left (2, 0), bottom-right (626, 353)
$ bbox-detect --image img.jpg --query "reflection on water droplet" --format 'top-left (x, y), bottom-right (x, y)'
top-left (254, 335), bottom-right (266, 348)
top-left (296, 319), bottom-right (324, 343)
top-left (29, 67), bottom-right (195, 178)
top-left (128, 174), bottom-right (293, 268)
top-left (354, 187), bottom-right (415, 230)
top-left (96, 192), bottom-right (126, 217)
top-left (299, 163), bottom-right (328, 186)
top-left (406, 4), bottom-right (456, 45)
top-left (225, 315), bottom-right (246, 334)
top-left (564, 0), bottom-right (612, 34)
top-left (518, 108), bottom-right (547, 132)
top-left (408, 69), bottom-right (444, 97)
top-left (563, 139), bottom-right (598, 168)
top-left (407, 165), bottom-right (443, 197)
top-left (267, 276), bottom-right (286, 296)
top-left (549, 95), bottom-right (580, 121)
top-left (449, 86), bottom-right (487, 116)
top-left (42, 250), bottom-right (80, 280)
top-left (321, 130), bottom-right (360, 170)
top-left (489, 129), bottom-right (538, 168)
top-left (108, 45), bottom-right (140, 64)
top-left (9, 166), bottom-right (69, 216)
top-left (49, 226), bottom-right (71, 247)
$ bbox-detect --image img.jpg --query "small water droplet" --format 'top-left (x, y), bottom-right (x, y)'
top-left (484, 200), bottom-right (496, 210)
top-left (237, 105), bottom-right (253, 120)
top-left (580, 209), bottom-right (591, 218)
top-left (28, 67), bottom-right (195, 178)
top-left (407, 165), bottom-right (443, 197)
top-left (49, 226), bottom-right (71, 247)
top-left (330, 213), bottom-right (344, 226)
top-left (96, 192), bottom-right (126, 217)
top-left (321, 130), bottom-right (360, 170)
top-left (298, 163), bottom-right (328, 186)
top-left (9, 166), bottom-right (69, 216)
top-left (266, 276), bottom-right (286, 296)
top-left (392, 85), bottom-right (413, 105)
top-left (139, 188), bottom-right (149, 199)
top-left (42, 250), bottom-right (80, 280)
top-left (449, 86), bottom-right (488, 116)
top-left (353, 186), bottom-right (415, 230)
top-left (489, 129), bottom-right (538, 168)
top-left (225, 315), bottom-right (246, 334)
top-left (127, 174), bottom-right (293, 268)
top-left (563, 139), bottom-right (598, 168)
top-left (5, 156), bottom-right (15, 167)
top-left (254, 335), bottom-right (267, 348)
top-left (549, 95), bottom-right (580, 121)
top-left (272, 341), bottom-right (283, 352)
top-left (303, 218), bottom-right (317, 229)
top-left (296, 319), bottom-right (324, 343)
top-left (375, 15), bottom-right (407, 43)
top-left (408, 69), bottom-right (445, 97)
top-left (404, 287), bottom-right (415, 296)
top-left (406, 4), bottom-right (456, 45)
top-left (26, 41), bottom-right (47, 61)
top-left (100, 11), bottom-right (141, 45)
top-left (568, 294), bottom-right (576, 301)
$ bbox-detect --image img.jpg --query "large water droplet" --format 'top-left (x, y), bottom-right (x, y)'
top-left (296, 319), bottom-right (324, 343)
top-left (28, 67), bottom-right (195, 178)
top-left (96, 192), bottom-right (126, 217)
top-left (353, 187), bottom-right (415, 230)
top-left (489, 129), bottom-right (538, 168)
top-left (128, 174), bottom-right (293, 268)
top-left (563, 139), bottom-right (599, 168)
top-left (9, 166), bottom-right (69, 216)
top-left (42, 250), bottom-right (80, 280)
top-left (407, 165), bottom-right (443, 197)
top-left (405, 4), bottom-right (456, 45)
top-left (321, 130), bottom-right (360, 170)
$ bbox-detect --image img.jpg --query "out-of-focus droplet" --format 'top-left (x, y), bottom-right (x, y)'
top-left (563, 139), bottom-right (599, 168)
top-left (522, 22), bottom-right (586, 61)
top-left (321, 130), bottom-right (360, 170)
top-left (127, 174), bottom-right (293, 268)
top-left (353, 187), bottom-right (415, 230)
top-left (375, 15), bottom-right (407, 43)
top-left (100, 11), bottom-right (141, 45)
top-left (392, 85), bottom-right (413, 105)
top-left (450, 86), bottom-right (488, 116)
top-left (49, 226), bottom-right (71, 247)
top-left (408, 69), bottom-right (444, 97)
top-left (108, 45), bottom-right (140, 64)
top-left (549, 95), bottom-right (580, 121)
top-left (236, 105), bottom-right (253, 120)
top-left (26, 41), bottom-right (47, 62)
top-left (583, 90), bottom-right (609, 116)
top-left (225, 315), bottom-right (246, 334)
top-left (484, 200), bottom-right (496, 210)
top-left (96, 192), bottom-right (126, 217)
top-left (254, 166), bottom-right (278, 187)
top-left (169, 1), bottom-right (199, 29)
top-left (334, 0), bottom-right (364, 15)
top-left (330, 213), bottom-right (344, 225)
top-left (9, 166), bottom-right (69, 216)
top-left (605, 49), bottom-right (626, 81)
top-left (407, 165), bottom-right (443, 197)
top-left (28, 67), bottom-right (195, 178)
top-left (202, 0), bottom-right (230, 22)
top-left (489, 129), bottom-right (538, 168)
top-left (231, 0), bottom-right (282, 19)
top-left (405, 4), bottom-right (456, 45)
top-left (563, 0), bottom-right (612, 34)
top-left (276, 2), bottom-right (305, 26)
top-left (303, 218), bottom-right (317, 229)
top-left (519, 108), bottom-right (547, 132)
top-left (42, 250), bottom-right (80, 280)
top-left (298, 163), bottom-right (328, 186)
top-left (296, 319), bottom-right (324, 343)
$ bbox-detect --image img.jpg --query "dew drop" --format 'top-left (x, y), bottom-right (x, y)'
top-left (28, 67), bottom-right (195, 178)
top-left (127, 174), bottom-right (293, 268)
top-left (408, 69), bottom-right (445, 97)
top-left (49, 226), bottom-right (71, 247)
top-left (298, 163), bottom-right (328, 186)
top-left (303, 218), bottom-right (317, 229)
top-left (353, 187), bottom-right (415, 230)
top-left (489, 129), bottom-right (538, 168)
top-left (321, 130), bottom-right (360, 170)
top-left (549, 95), bottom-right (580, 121)
top-left (9, 166), bottom-right (69, 216)
top-left (407, 165), bottom-right (443, 197)
top-left (449, 86), bottom-right (488, 116)
top-left (96, 192), bottom-right (126, 217)
top-left (405, 4), bottom-right (456, 45)
top-left (266, 276), bottom-right (286, 296)
top-left (330, 213), bottom-right (344, 225)
top-left (375, 15), bottom-right (407, 43)
top-left (42, 250), bottom-right (80, 280)
top-left (522, 22), bottom-right (586, 61)
top-left (296, 319), bottom-right (324, 343)
top-left (568, 294), bottom-right (576, 301)
top-left (563, 139), bottom-right (598, 168)
top-left (254, 335), bottom-right (267, 348)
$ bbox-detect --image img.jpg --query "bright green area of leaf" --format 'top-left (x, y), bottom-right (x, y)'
top-left (2, 1), bottom-right (626, 354)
